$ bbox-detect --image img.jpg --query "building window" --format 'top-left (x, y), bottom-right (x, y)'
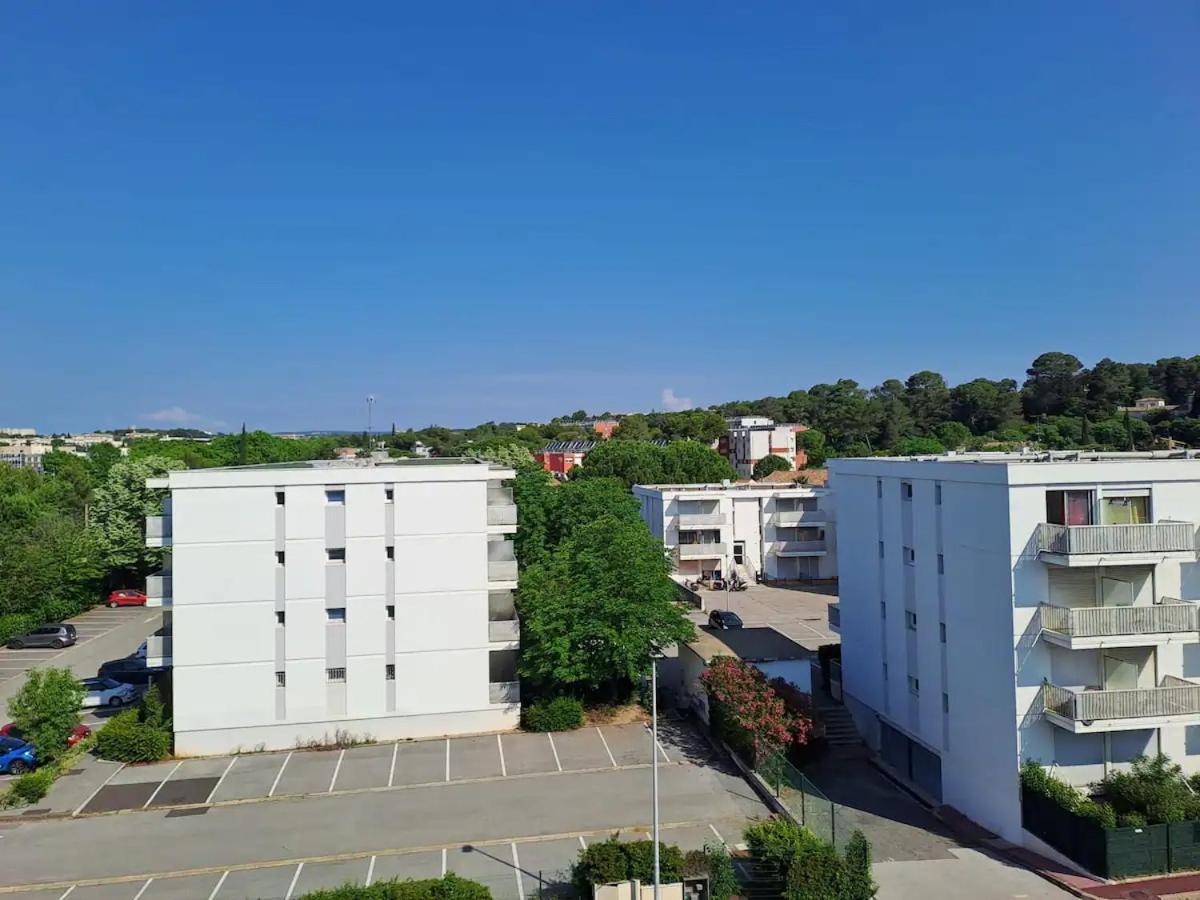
top-left (326, 667), bottom-right (346, 683)
top-left (905, 610), bottom-right (917, 631)
top-left (908, 675), bottom-right (920, 696)
top-left (878, 541), bottom-right (885, 559)
top-left (326, 608), bottom-right (346, 623)
top-left (876, 479), bottom-right (883, 498)
top-left (939, 622), bottom-right (947, 643)
top-left (327, 548), bottom-right (345, 562)
top-left (385, 664), bottom-right (395, 681)
top-left (276, 550), bottom-right (285, 565)
top-left (903, 546), bottom-right (915, 565)
top-left (942, 692), bottom-right (949, 713)
top-left (880, 601), bottom-right (887, 619)
top-left (935, 483), bottom-right (942, 506)
top-left (1046, 489), bottom-right (1094, 526)
top-left (937, 553), bottom-right (944, 574)
top-left (275, 610), bottom-right (285, 626)
top-left (326, 488), bottom-right (345, 504)
top-left (902, 482), bottom-right (913, 500)
top-left (386, 545), bottom-right (394, 560)
top-left (275, 491), bottom-right (285, 506)
top-left (386, 604), bottom-right (395, 620)
top-left (385, 487), bottom-right (394, 502)
top-left (275, 671), bottom-right (286, 688)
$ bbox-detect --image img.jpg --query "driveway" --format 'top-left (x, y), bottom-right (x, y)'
top-left (687, 582), bottom-right (838, 651)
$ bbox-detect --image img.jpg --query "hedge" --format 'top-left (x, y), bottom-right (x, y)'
top-left (95, 686), bottom-right (172, 763)
top-left (522, 696), bottom-right (584, 732)
top-left (743, 819), bottom-right (876, 900)
top-left (295, 875), bottom-right (491, 899)
top-left (572, 837), bottom-right (685, 892)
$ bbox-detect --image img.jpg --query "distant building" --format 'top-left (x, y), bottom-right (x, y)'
top-left (1120, 397), bottom-right (1181, 420)
top-left (411, 441), bottom-right (433, 459)
top-left (718, 417), bottom-right (809, 478)
top-left (678, 626), bottom-right (816, 721)
top-left (0, 427), bottom-right (36, 437)
top-left (535, 440), bottom-right (596, 475)
top-left (0, 449), bottom-right (45, 471)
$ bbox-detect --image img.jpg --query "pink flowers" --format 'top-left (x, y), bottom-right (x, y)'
top-left (701, 656), bottom-right (811, 761)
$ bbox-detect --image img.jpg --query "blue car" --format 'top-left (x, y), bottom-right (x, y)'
top-left (0, 735), bottom-right (36, 775)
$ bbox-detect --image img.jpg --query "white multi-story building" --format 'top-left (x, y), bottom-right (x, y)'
top-left (829, 451), bottom-right (1200, 846)
top-left (719, 417), bottom-right (809, 478)
top-left (633, 482), bottom-right (836, 583)
top-left (144, 457), bottom-right (520, 755)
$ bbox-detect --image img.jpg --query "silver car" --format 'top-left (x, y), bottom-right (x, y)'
top-left (80, 677), bottom-right (139, 709)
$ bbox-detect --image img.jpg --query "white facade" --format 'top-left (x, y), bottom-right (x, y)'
top-left (145, 458), bottom-right (520, 755)
top-left (633, 482), bottom-right (836, 582)
top-left (722, 417), bottom-right (807, 478)
top-left (829, 451), bottom-right (1200, 845)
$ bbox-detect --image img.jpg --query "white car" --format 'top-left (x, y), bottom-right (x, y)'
top-left (80, 677), bottom-right (139, 709)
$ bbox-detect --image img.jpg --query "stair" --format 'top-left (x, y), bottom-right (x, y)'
top-left (735, 857), bottom-right (785, 899)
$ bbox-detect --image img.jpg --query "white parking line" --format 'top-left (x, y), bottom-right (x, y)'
top-left (284, 862), bottom-right (304, 899)
top-left (206, 756), bottom-right (238, 803)
top-left (143, 760), bottom-right (184, 808)
top-left (57, 887), bottom-right (75, 900)
top-left (388, 742), bottom-right (399, 787)
top-left (441, 847), bottom-right (448, 876)
top-left (547, 733), bottom-right (562, 771)
top-left (578, 835), bottom-right (588, 849)
top-left (269, 751), bottom-right (293, 797)
top-left (497, 734), bottom-right (507, 777)
top-left (596, 727), bottom-right (617, 768)
top-left (511, 843), bottom-right (525, 900)
top-left (329, 748), bottom-right (345, 792)
top-left (132, 877), bottom-right (154, 899)
top-left (709, 823), bottom-right (726, 846)
top-left (366, 855), bottom-right (376, 887)
top-left (74, 763), bottom-right (125, 815)
top-left (657, 741), bottom-right (671, 764)
top-left (444, 738), bottom-right (450, 781)
top-left (207, 870), bottom-right (229, 900)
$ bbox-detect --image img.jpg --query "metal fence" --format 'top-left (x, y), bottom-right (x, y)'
top-left (756, 753), bottom-right (851, 850)
top-left (1037, 522), bottom-right (1196, 555)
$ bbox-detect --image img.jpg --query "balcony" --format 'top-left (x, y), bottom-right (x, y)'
top-left (677, 542), bottom-right (726, 560)
top-left (489, 681), bottom-right (520, 704)
top-left (487, 541), bottom-right (518, 583)
top-left (1040, 599), bottom-right (1200, 649)
top-left (1037, 522), bottom-right (1196, 566)
top-left (1042, 676), bottom-right (1200, 733)
top-left (487, 487), bottom-right (518, 529)
top-left (145, 630), bottom-right (172, 667)
top-left (771, 510), bottom-right (827, 527)
top-left (771, 540), bottom-right (827, 557)
top-left (828, 603), bottom-right (840, 632)
top-left (145, 515), bottom-right (172, 548)
top-left (488, 619), bottom-right (520, 642)
top-left (677, 513), bottom-right (727, 530)
top-left (145, 572), bottom-right (172, 608)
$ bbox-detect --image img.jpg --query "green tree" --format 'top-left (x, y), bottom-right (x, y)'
top-left (891, 436), bottom-right (945, 456)
top-left (1022, 352), bottom-right (1085, 418)
top-left (933, 421), bottom-right (971, 449)
top-left (517, 516), bottom-right (695, 694)
top-left (612, 415), bottom-right (654, 441)
top-left (661, 441), bottom-right (737, 484)
top-left (903, 371), bottom-right (951, 435)
top-left (807, 380), bottom-right (876, 450)
top-left (90, 455), bottom-right (183, 577)
top-left (572, 441), bottom-right (667, 487)
top-left (869, 380), bottom-right (916, 450)
top-left (86, 442), bottom-right (122, 482)
top-left (950, 378), bottom-right (1021, 434)
top-left (844, 831), bottom-right (877, 899)
top-left (1082, 358), bottom-right (1134, 417)
top-left (6, 668), bottom-right (84, 764)
top-left (753, 455), bottom-right (792, 480)
top-left (472, 442), bottom-right (537, 471)
top-left (797, 429), bottom-right (828, 467)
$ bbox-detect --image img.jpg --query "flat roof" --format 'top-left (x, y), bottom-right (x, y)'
top-left (833, 450), bottom-right (1200, 465)
top-left (633, 482), bottom-right (828, 494)
top-left (150, 456), bottom-right (513, 489)
top-left (684, 626), bottom-right (812, 665)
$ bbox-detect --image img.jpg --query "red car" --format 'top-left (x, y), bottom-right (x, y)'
top-left (107, 589), bottom-right (147, 609)
top-left (1, 722), bottom-right (91, 748)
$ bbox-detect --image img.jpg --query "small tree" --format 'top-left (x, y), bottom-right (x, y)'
top-left (701, 657), bottom-right (809, 764)
top-left (753, 455), bottom-right (792, 480)
top-left (6, 668), bottom-right (84, 764)
top-left (844, 830), bottom-right (877, 899)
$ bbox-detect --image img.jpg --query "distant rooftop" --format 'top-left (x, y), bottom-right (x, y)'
top-left (845, 449), bottom-right (1200, 465)
top-left (634, 480), bottom-right (827, 493)
top-left (175, 456), bottom-right (505, 474)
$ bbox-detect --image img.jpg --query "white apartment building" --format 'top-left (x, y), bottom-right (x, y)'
top-left (633, 482), bottom-right (836, 583)
top-left (829, 451), bottom-right (1200, 846)
top-left (143, 457), bottom-right (520, 755)
top-left (719, 417), bottom-right (809, 478)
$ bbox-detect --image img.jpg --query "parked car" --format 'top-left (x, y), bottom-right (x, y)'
top-left (107, 589), bottom-right (147, 608)
top-left (1, 722), bottom-right (91, 748)
top-left (0, 736), bottom-right (36, 775)
top-left (97, 656), bottom-right (167, 687)
top-left (708, 609), bottom-right (745, 630)
top-left (80, 677), bottom-right (139, 709)
top-left (6, 623), bottom-right (77, 650)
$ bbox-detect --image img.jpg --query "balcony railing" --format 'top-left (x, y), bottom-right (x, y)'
top-left (677, 542), bottom-right (727, 559)
top-left (145, 515), bottom-right (172, 547)
top-left (771, 510), bottom-right (825, 526)
top-left (1040, 600), bottom-right (1200, 638)
top-left (487, 541), bottom-right (518, 582)
top-left (145, 572), bottom-right (172, 604)
top-left (487, 487), bottom-right (518, 527)
top-left (145, 632), bottom-right (172, 667)
top-left (489, 681), bottom-right (520, 704)
top-left (771, 540), bottom-right (826, 555)
top-left (488, 619), bottom-right (520, 642)
top-left (828, 604), bottom-right (840, 630)
top-left (1037, 522), bottom-right (1196, 556)
top-left (677, 513), bottom-right (726, 529)
top-left (1043, 677), bottom-right (1200, 723)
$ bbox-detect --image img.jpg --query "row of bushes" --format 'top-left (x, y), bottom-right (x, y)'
top-left (701, 657), bottom-right (810, 765)
top-left (522, 695), bottom-right (584, 732)
top-left (744, 819), bottom-right (875, 900)
top-left (572, 836), bottom-right (736, 900)
top-left (1021, 754), bottom-right (1200, 828)
top-left (297, 875), bottom-right (490, 899)
top-left (96, 686), bottom-right (172, 763)
top-left (0, 733), bottom-right (96, 809)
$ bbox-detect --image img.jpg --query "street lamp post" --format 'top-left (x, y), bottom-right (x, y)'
top-left (651, 653), bottom-right (660, 900)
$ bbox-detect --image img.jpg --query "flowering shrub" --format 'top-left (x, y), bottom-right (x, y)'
top-left (700, 656), bottom-right (810, 764)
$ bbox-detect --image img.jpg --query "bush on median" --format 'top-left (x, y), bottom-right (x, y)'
top-left (95, 686), bottom-right (172, 763)
top-left (572, 836), bottom-right (685, 893)
top-left (522, 695), bottom-right (585, 732)
top-left (295, 874), bottom-right (492, 898)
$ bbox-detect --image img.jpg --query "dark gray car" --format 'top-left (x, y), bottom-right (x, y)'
top-left (6, 624), bottom-right (77, 650)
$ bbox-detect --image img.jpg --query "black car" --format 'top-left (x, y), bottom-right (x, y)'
top-left (6, 623), bottom-right (77, 650)
top-left (98, 656), bottom-right (167, 686)
top-left (708, 610), bottom-right (744, 630)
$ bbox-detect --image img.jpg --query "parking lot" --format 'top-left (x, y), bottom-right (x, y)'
top-left (72, 721), bottom-right (683, 815)
top-left (0, 606), bottom-right (156, 691)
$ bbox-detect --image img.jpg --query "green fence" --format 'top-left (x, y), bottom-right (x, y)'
top-left (757, 753), bottom-right (851, 850)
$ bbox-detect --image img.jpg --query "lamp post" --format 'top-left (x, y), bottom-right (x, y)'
top-left (651, 652), bottom-right (660, 900)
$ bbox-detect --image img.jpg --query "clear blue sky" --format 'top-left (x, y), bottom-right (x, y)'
top-left (2, 3), bottom-right (1197, 433)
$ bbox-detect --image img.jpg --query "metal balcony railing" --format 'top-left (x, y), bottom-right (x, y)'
top-left (772, 540), bottom-right (826, 555)
top-left (1040, 600), bottom-right (1200, 638)
top-left (771, 509), bottom-right (825, 526)
top-left (1043, 676), bottom-right (1200, 722)
top-left (489, 681), bottom-right (520, 704)
top-left (828, 604), bottom-right (840, 629)
top-left (677, 542), bottom-right (727, 559)
top-left (1037, 522), bottom-right (1196, 556)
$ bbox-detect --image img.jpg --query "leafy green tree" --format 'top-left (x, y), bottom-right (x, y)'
top-left (807, 380), bottom-right (877, 450)
top-left (549, 478), bottom-right (641, 547)
top-left (661, 441), bottom-right (737, 484)
top-left (90, 455), bottom-right (183, 577)
top-left (869, 380), bottom-right (916, 450)
top-left (512, 467), bottom-right (557, 568)
top-left (1151, 356), bottom-right (1200, 410)
top-left (844, 831), bottom-right (877, 899)
top-left (950, 378), bottom-right (1021, 434)
top-left (1022, 352), bottom-right (1085, 418)
top-left (933, 421), bottom-right (971, 450)
top-left (517, 515), bottom-right (695, 694)
top-left (891, 436), bottom-right (945, 456)
top-left (904, 371), bottom-right (951, 435)
top-left (472, 442), bottom-right (537, 471)
top-left (572, 441), bottom-right (667, 487)
top-left (612, 415), bottom-right (653, 441)
top-left (1082, 358), bottom-right (1134, 417)
top-left (6, 668), bottom-right (84, 764)
top-left (753, 455), bottom-right (792, 480)
top-left (86, 442), bottom-right (122, 482)
top-left (797, 429), bottom-right (828, 467)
